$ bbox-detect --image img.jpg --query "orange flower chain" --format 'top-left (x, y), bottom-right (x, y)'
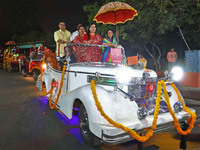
top-left (90, 80), bottom-right (197, 142)
top-left (167, 81), bottom-right (196, 134)
top-left (40, 57), bottom-right (66, 109)
top-left (91, 80), bottom-right (163, 142)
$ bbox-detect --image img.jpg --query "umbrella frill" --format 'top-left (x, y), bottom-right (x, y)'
top-left (94, 2), bottom-right (138, 25)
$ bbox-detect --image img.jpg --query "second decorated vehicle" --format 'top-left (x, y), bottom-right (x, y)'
top-left (20, 52), bottom-right (44, 81)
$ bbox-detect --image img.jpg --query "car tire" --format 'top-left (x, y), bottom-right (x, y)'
top-left (8, 63), bottom-right (12, 73)
top-left (22, 68), bottom-right (27, 77)
top-left (79, 104), bottom-right (101, 147)
top-left (3, 63), bottom-right (6, 70)
top-left (33, 71), bottom-right (40, 82)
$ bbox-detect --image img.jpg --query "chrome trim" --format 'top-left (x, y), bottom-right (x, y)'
top-left (101, 117), bottom-right (189, 145)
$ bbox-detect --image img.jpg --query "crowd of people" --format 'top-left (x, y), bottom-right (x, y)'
top-left (30, 43), bottom-right (52, 54)
top-left (2, 21), bottom-right (177, 72)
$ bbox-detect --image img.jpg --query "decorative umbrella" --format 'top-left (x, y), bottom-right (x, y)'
top-left (93, 2), bottom-right (138, 42)
top-left (93, 2), bottom-right (138, 25)
top-left (5, 41), bottom-right (16, 46)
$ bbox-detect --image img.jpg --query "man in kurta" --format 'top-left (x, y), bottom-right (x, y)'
top-left (54, 21), bottom-right (71, 70)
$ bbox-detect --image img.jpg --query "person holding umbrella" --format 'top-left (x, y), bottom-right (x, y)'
top-left (102, 29), bottom-right (118, 63)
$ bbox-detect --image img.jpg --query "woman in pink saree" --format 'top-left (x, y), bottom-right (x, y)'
top-left (82, 23), bottom-right (102, 62)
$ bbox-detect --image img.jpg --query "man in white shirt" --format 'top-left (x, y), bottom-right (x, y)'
top-left (54, 21), bottom-right (71, 70)
top-left (70, 24), bottom-right (84, 41)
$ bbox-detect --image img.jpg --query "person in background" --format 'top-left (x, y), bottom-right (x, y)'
top-left (54, 21), bottom-right (71, 70)
top-left (12, 46), bottom-right (16, 54)
top-left (19, 53), bottom-right (26, 72)
top-left (82, 23), bottom-right (102, 62)
top-left (138, 54), bottom-right (147, 68)
top-left (70, 24), bottom-right (84, 42)
top-left (167, 48), bottom-right (177, 71)
top-left (102, 29), bottom-right (118, 63)
top-left (73, 24), bottom-right (86, 62)
top-left (30, 44), bottom-right (37, 54)
top-left (38, 43), bottom-right (44, 53)
top-left (16, 47), bottom-right (20, 54)
top-left (44, 46), bottom-right (52, 53)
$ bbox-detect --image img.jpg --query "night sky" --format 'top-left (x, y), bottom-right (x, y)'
top-left (37, 0), bottom-right (87, 33)
top-left (0, 0), bottom-right (88, 46)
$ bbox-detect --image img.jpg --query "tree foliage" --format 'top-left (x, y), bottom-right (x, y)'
top-left (0, 0), bottom-right (43, 45)
top-left (83, 0), bottom-right (200, 70)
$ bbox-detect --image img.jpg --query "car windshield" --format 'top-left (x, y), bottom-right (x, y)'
top-left (30, 52), bottom-right (43, 61)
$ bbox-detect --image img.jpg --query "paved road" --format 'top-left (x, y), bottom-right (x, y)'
top-left (0, 69), bottom-right (199, 150)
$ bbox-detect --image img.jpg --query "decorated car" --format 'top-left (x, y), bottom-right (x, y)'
top-left (20, 52), bottom-right (45, 81)
top-left (3, 47), bottom-right (20, 72)
top-left (36, 43), bottom-right (196, 147)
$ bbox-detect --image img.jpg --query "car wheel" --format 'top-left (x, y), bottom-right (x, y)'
top-left (8, 63), bottom-right (12, 73)
top-left (22, 68), bottom-right (27, 77)
top-left (3, 63), bottom-right (6, 70)
top-left (79, 104), bottom-right (101, 147)
top-left (33, 71), bottom-right (40, 82)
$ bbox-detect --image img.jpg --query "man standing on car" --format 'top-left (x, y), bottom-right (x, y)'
top-left (167, 48), bottom-right (177, 71)
top-left (54, 21), bottom-right (71, 70)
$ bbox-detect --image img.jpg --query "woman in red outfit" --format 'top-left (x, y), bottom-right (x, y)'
top-left (38, 43), bottom-right (45, 52)
top-left (82, 23), bottom-right (102, 62)
top-left (73, 25), bottom-right (86, 62)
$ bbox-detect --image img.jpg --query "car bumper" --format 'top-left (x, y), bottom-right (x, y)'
top-left (98, 109), bottom-right (196, 145)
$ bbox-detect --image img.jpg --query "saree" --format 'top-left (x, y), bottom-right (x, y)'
top-left (102, 36), bottom-right (117, 63)
top-left (82, 33), bottom-right (102, 62)
top-left (73, 34), bottom-right (85, 62)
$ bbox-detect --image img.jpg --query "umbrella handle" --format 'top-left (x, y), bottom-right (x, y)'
top-left (116, 24), bottom-right (119, 44)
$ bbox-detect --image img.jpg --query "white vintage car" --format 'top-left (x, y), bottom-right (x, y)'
top-left (36, 44), bottom-right (195, 146)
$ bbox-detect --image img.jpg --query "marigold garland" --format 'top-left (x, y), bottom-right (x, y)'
top-left (164, 81), bottom-right (196, 135)
top-left (40, 57), bottom-right (66, 109)
top-left (49, 65), bottom-right (66, 109)
top-left (90, 80), bottom-right (197, 142)
top-left (90, 80), bottom-right (162, 142)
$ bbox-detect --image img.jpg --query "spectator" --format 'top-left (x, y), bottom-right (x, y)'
top-left (38, 43), bottom-right (44, 53)
top-left (82, 23), bottom-right (102, 62)
top-left (138, 54), bottom-right (147, 69)
top-left (12, 46), bottom-right (16, 53)
top-left (102, 29), bottom-right (117, 63)
top-left (54, 21), bottom-right (71, 70)
top-left (167, 48), bottom-right (177, 71)
top-left (44, 46), bottom-right (52, 53)
top-left (30, 44), bottom-right (37, 54)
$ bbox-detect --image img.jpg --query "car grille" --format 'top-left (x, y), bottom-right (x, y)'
top-left (128, 84), bottom-right (169, 115)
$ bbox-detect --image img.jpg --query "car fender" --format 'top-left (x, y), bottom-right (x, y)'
top-left (58, 84), bottom-right (138, 138)
top-left (41, 73), bottom-right (53, 92)
top-left (166, 84), bottom-right (185, 105)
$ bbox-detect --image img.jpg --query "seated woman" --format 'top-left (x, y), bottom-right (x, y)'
top-left (44, 46), bottom-right (52, 53)
top-left (102, 29), bottom-right (118, 63)
top-left (38, 43), bottom-right (45, 53)
top-left (72, 24), bottom-right (86, 62)
top-left (82, 23), bottom-right (102, 62)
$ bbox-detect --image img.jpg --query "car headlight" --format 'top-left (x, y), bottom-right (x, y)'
top-left (171, 66), bottom-right (184, 81)
top-left (42, 64), bottom-right (47, 69)
top-left (137, 107), bottom-right (148, 120)
top-left (173, 101), bottom-right (183, 113)
top-left (116, 67), bottom-right (133, 83)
